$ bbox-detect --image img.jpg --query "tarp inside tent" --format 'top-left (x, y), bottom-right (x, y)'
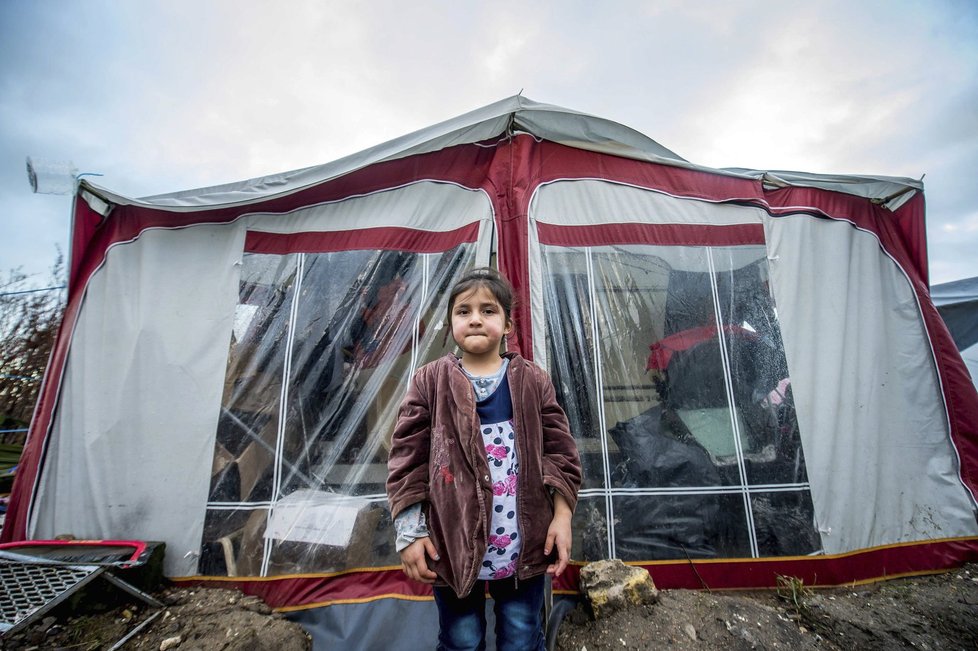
top-left (4, 96), bottom-right (978, 647)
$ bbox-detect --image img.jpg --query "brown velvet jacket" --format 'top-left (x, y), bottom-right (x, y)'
top-left (386, 352), bottom-right (582, 597)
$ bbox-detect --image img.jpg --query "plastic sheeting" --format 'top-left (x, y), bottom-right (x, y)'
top-left (526, 177), bottom-right (977, 560)
top-left (200, 246), bottom-right (477, 577)
top-left (538, 242), bottom-right (819, 561)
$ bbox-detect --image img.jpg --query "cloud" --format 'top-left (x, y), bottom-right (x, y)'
top-left (483, 29), bottom-right (534, 83)
top-left (1, 0), bottom-right (977, 285)
top-left (938, 212), bottom-right (978, 234)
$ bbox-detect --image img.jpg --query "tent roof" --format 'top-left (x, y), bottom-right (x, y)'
top-left (78, 95), bottom-right (923, 213)
top-left (932, 276), bottom-right (978, 351)
top-left (931, 276), bottom-right (978, 307)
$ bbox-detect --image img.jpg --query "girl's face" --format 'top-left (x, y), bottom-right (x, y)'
top-left (450, 285), bottom-right (512, 359)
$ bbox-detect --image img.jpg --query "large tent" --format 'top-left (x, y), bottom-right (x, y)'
top-left (4, 96), bottom-right (978, 647)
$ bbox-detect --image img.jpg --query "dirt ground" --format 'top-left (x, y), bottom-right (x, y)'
top-left (3, 566), bottom-right (978, 650)
top-left (1, 586), bottom-right (311, 651)
top-left (555, 564), bottom-right (978, 651)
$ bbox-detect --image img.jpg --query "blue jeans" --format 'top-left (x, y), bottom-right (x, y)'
top-left (433, 575), bottom-right (546, 651)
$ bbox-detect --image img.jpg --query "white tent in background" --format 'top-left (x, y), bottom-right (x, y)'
top-left (933, 276), bottom-right (978, 391)
top-left (5, 96), bottom-right (978, 649)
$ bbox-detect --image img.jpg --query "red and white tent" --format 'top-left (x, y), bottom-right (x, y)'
top-left (5, 96), bottom-right (977, 647)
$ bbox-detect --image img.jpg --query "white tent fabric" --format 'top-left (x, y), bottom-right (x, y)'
top-left (242, 181), bottom-right (492, 235)
top-left (932, 276), bottom-right (978, 391)
top-left (767, 216), bottom-right (976, 551)
top-left (30, 183), bottom-right (494, 576)
top-left (726, 169), bottom-right (923, 211)
top-left (33, 225), bottom-right (244, 574)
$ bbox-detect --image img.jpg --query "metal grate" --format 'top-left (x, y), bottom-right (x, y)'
top-left (0, 557), bottom-right (105, 636)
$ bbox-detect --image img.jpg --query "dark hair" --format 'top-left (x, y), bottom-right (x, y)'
top-left (447, 267), bottom-right (515, 325)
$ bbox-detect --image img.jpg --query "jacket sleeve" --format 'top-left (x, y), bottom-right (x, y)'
top-left (537, 366), bottom-right (583, 512)
top-left (386, 368), bottom-right (432, 519)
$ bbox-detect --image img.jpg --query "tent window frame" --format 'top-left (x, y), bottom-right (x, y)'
top-left (538, 240), bottom-right (820, 562)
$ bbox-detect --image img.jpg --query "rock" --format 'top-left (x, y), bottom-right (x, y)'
top-left (683, 623), bottom-right (698, 640)
top-left (160, 635), bottom-right (183, 650)
top-left (241, 596), bottom-right (272, 615)
top-left (579, 559), bottom-right (659, 619)
top-left (724, 619), bottom-right (759, 646)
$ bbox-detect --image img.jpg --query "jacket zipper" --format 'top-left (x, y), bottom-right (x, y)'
top-left (513, 360), bottom-right (527, 588)
top-left (469, 374), bottom-right (488, 598)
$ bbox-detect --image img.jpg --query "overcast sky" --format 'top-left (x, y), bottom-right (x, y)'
top-left (2, 0), bottom-right (976, 286)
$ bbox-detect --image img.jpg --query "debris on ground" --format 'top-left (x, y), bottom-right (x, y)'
top-left (1, 586), bottom-right (310, 651)
top-left (556, 563), bottom-right (978, 650)
top-left (4, 564), bottom-right (978, 650)
top-left (579, 558), bottom-right (659, 618)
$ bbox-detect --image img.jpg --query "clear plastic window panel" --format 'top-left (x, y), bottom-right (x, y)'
top-left (541, 243), bottom-right (820, 561)
top-left (200, 246), bottom-right (474, 576)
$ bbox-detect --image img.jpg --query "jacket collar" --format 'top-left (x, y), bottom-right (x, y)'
top-left (446, 350), bottom-right (522, 368)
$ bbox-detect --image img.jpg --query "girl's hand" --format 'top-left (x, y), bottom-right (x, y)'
top-left (399, 537), bottom-right (440, 584)
top-left (545, 492), bottom-right (573, 578)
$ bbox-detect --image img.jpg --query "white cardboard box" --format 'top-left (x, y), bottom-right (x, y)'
top-left (264, 489), bottom-right (369, 547)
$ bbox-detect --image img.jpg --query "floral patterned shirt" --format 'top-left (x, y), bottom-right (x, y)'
top-left (468, 362), bottom-right (521, 580)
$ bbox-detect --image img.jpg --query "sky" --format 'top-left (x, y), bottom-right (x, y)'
top-left (1, 0), bottom-right (976, 286)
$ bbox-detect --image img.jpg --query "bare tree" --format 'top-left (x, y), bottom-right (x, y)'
top-left (0, 254), bottom-right (65, 444)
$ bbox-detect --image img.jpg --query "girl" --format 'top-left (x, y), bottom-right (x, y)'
top-left (387, 267), bottom-right (582, 651)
